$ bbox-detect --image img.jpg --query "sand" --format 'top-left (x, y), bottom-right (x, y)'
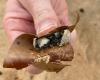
top-left (0, 0), bottom-right (100, 80)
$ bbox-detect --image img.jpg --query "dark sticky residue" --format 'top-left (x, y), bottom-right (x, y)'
top-left (34, 31), bottom-right (64, 50)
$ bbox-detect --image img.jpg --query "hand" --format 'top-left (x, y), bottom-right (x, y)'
top-left (3, 0), bottom-right (70, 43)
top-left (3, 0), bottom-right (77, 74)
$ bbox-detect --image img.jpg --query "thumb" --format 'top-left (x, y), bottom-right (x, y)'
top-left (18, 0), bottom-right (60, 37)
top-left (33, 0), bottom-right (60, 37)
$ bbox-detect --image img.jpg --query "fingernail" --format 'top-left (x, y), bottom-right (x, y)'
top-left (31, 0), bottom-right (59, 37)
top-left (36, 19), bottom-right (58, 37)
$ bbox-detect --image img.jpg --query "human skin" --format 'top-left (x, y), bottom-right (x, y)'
top-left (3, 0), bottom-right (77, 74)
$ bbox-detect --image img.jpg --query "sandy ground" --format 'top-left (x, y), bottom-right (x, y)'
top-left (0, 0), bottom-right (100, 80)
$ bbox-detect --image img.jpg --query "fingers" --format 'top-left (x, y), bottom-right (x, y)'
top-left (18, 0), bottom-right (60, 37)
top-left (4, 0), bottom-right (71, 43)
top-left (4, 18), bottom-right (36, 44)
top-left (51, 0), bottom-right (71, 26)
top-left (3, 0), bottom-right (35, 43)
top-left (26, 65), bottom-right (43, 74)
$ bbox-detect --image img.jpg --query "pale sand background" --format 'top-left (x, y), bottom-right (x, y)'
top-left (0, 0), bottom-right (100, 80)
